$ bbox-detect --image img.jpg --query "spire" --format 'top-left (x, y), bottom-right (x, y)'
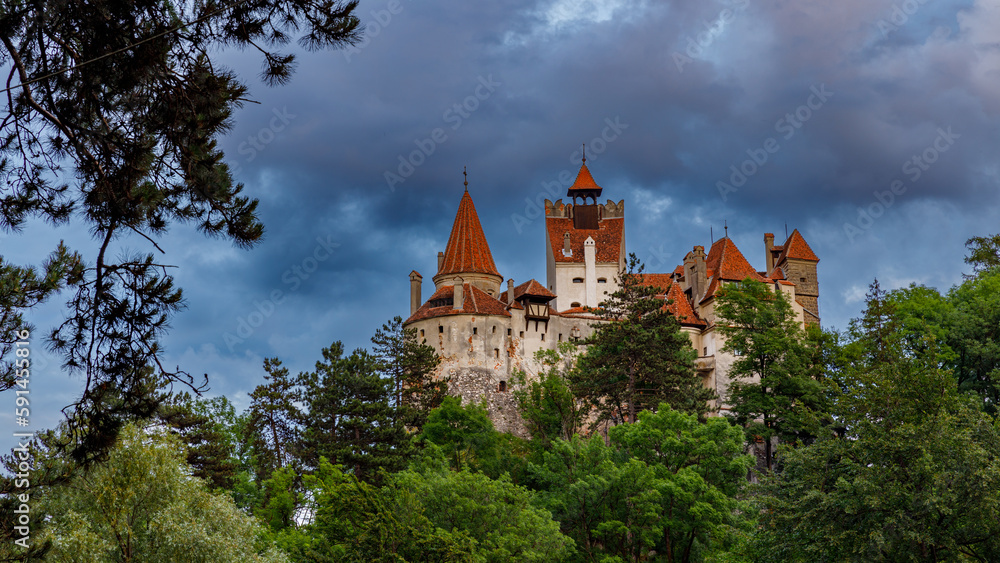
top-left (437, 190), bottom-right (500, 278)
top-left (568, 161), bottom-right (602, 193)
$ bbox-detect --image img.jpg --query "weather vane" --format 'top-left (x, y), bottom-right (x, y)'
top-left (463, 166), bottom-right (468, 191)
top-left (582, 143), bottom-right (586, 163)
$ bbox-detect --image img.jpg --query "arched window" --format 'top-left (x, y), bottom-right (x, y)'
top-left (572, 277), bottom-right (584, 283)
top-left (597, 277), bottom-right (607, 283)
top-left (570, 302), bottom-right (581, 308)
top-left (498, 380), bottom-right (507, 392)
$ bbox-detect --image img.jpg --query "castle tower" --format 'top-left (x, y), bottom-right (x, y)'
top-left (544, 158), bottom-right (626, 311)
top-left (432, 183), bottom-right (503, 297)
top-left (769, 229), bottom-right (820, 325)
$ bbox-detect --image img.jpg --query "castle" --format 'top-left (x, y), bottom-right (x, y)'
top-left (404, 160), bottom-right (819, 434)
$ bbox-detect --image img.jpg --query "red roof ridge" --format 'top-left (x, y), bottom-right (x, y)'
top-left (437, 191), bottom-right (501, 278)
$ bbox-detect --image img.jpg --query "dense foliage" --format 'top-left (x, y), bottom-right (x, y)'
top-left (5, 238), bottom-right (1000, 562)
top-left (0, 0), bottom-right (361, 463)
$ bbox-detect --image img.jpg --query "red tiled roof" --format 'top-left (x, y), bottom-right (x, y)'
top-left (777, 229), bottom-right (819, 262)
top-left (700, 277), bottom-right (722, 304)
top-left (511, 279), bottom-right (556, 300)
top-left (635, 275), bottom-right (707, 327)
top-left (405, 283), bottom-right (511, 323)
top-left (705, 238), bottom-right (767, 283)
top-left (567, 162), bottom-right (602, 192)
top-left (672, 265), bottom-right (684, 276)
top-left (546, 217), bottom-right (624, 264)
top-left (554, 306), bottom-right (603, 319)
top-left (638, 273), bottom-right (673, 292)
top-left (438, 191), bottom-right (501, 278)
top-left (665, 281), bottom-right (707, 327)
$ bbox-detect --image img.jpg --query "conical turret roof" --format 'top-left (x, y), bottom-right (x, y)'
top-left (437, 190), bottom-right (500, 278)
top-left (568, 162), bottom-right (602, 192)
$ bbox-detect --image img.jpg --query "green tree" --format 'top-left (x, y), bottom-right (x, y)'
top-left (529, 406), bottom-right (752, 563)
top-left (965, 233), bottom-right (1000, 275)
top-left (275, 457), bottom-right (482, 562)
top-left (571, 254), bottom-right (710, 426)
top-left (392, 466), bottom-right (574, 563)
top-left (245, 358), bottom-right (303, 484)
top-left (529, 433), bottom-right (666, 562)
top-left (420, 396), bottom-right (499, 472)
top-left (0, 243), bottom-right (81, 392)
top-left (297, 342), bottom-right (411, 483)
top-left (0, 0), bottom-right (360, 462)
top-left (713, 278), bottom-right (834, 472)
top-left (18, 423), bottom-right (287, 562)
top-left (888, 272), bottom-right (1000, 413)
top-left (512, 343), bottom-right (584, 451)
top-left (157, 391), bottom-right (236, 489)
top-left (751, 281), bottom-right (1000, 562)
top-left (371, 316), bottom-right (444, 430)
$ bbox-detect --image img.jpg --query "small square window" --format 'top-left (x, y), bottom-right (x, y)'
top-left (541, 333), bottom-right (546, 341)
top-left (507, 328), bottom-right (512, 336)
top-left (494, 348), bottom-right (500, 359)
top-left (473, 327), bottom-right (478, 335)
top-left (492, 326), bottom-right (497, 333)
top-left (439, 326), bottom-right (444, 333)
top-left (558, 333), bottom-right (563, 342)
top-left (420, 329), bottom-right (425, 338)
top-left (520, 331), bottom-right (524, 338)
top-left (703, 347), bottom-right (708, 356)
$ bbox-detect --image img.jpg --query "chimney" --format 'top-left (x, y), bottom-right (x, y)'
top-left (452, 277), bottom-right (464, 310)
top-left (409, 270), bottom-right (422, 315)
top-left (691, 245), bottom-right (707, 301)
top-left (764, 233), bottom-right (775, 274)
top-left (562, 232), bottom-right (572, 256)
top-left (437, 251), bottom-right (445, 272)
top-left (507, 278), bottom-right (514, 305)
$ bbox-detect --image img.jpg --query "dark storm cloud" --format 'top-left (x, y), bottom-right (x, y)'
top-left (201, 0), bottom-right (999, 370)
top-left (10, 0), bottom-right (999, 444)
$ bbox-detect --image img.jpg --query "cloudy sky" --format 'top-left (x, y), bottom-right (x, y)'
top-left (5, 0), bottom-right (1000, 446)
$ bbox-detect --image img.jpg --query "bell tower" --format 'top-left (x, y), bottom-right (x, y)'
top-left (567, 146), bottom-right (603, 230)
